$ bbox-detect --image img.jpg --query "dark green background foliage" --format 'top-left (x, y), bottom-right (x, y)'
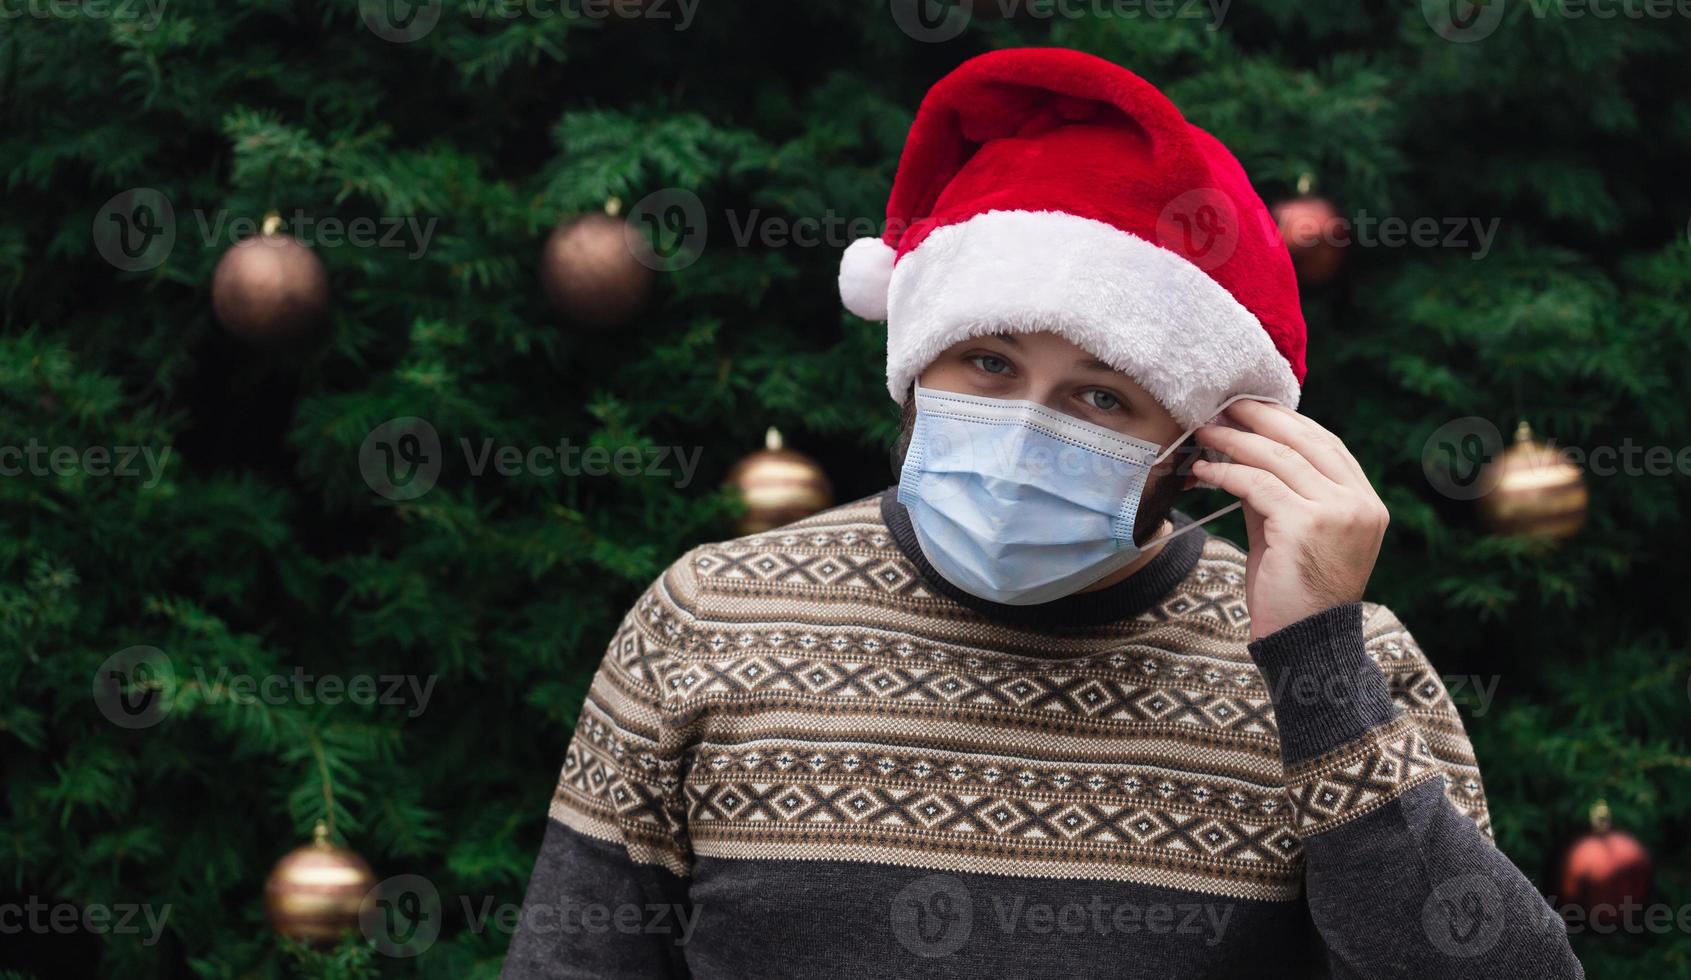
top-left (2, 1), bottom-right (1689, 977)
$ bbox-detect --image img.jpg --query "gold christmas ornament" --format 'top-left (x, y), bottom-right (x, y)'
top-left (264, 820), bottom-right (377, 944)
top-left (211, 211), bottom-right (330, 347)
top-left (1476, 421), bottom-right (1588, 541)
top-left (539, 198), bottom-right (655, 328)
top-left (724, 427), bottom-right (834, 535)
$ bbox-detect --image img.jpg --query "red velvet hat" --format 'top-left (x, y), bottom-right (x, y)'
top-left (839, 47), bottom-right (1306, 429)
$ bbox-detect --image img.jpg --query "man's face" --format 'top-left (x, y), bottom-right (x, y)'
top-left (893, 330), bottom-right (1197, 544)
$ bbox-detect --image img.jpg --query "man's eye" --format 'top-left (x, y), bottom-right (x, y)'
top-left (1083, 390), bottom-right (1121, 411)
top-left (970, 355), bottom-right (1010, 374)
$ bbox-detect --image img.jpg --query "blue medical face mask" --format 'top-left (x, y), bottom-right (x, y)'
top-left (896, 383), bottom-right (1264, 606)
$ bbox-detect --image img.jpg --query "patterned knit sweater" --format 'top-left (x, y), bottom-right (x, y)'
top-left (502, 489), bottom-right (1582, 979)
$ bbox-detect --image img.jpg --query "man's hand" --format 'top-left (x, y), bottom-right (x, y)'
top-left (1189, 400), bottom-right (1389, 640)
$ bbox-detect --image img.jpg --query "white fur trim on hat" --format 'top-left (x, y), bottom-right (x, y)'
top-left (838, 236), bottom-right (897, 321)
top-left (884, 209), bottom-right (1301, 430)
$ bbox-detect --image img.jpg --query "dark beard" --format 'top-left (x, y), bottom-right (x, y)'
top-left (890, 383), bottom-right (1196, 546)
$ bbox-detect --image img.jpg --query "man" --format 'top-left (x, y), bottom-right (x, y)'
top-left (502, 47), bottom-right (1583, 979)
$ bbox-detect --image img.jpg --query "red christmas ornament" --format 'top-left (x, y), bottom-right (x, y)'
top-left (1557, 800), bottom-right (1652, 928)
top-left (1272, 175), bottom-right (1346, 286)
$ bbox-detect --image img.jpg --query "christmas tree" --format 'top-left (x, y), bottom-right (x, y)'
top-left (2, 2), bottom-right (1688, 977)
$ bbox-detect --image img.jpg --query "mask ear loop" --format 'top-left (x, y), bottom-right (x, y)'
top-left (1136, 393), bottom-right (1285, 552)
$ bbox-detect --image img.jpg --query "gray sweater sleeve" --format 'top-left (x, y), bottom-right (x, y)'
top-left (1246, 602), bottom-right (1583, 979)
top-left (501, 567), bottom-right (701, 980)
top-left (501, 819), bottom-right (693, 980)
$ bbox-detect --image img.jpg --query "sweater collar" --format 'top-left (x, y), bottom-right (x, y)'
top-left (878, 486), bottom-right (1206, 629)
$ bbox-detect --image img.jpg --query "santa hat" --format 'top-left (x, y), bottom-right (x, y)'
top-left (838, 47), bottom-right (1306, 430)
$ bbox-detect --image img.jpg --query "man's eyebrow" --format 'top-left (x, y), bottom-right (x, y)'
top-left (987, 333), bottom-right (1116, 374)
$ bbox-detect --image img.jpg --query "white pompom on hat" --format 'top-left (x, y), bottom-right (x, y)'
top-left (838, 236), bottom-right (897, 321)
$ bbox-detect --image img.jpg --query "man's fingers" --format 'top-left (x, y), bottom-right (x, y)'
top-left (1222, 399), bottom-right (1367, 488)
top-left (1194, 424), bottom-right (1333, 500)
top-left (1190, 458), bottom-right (1303, 516)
